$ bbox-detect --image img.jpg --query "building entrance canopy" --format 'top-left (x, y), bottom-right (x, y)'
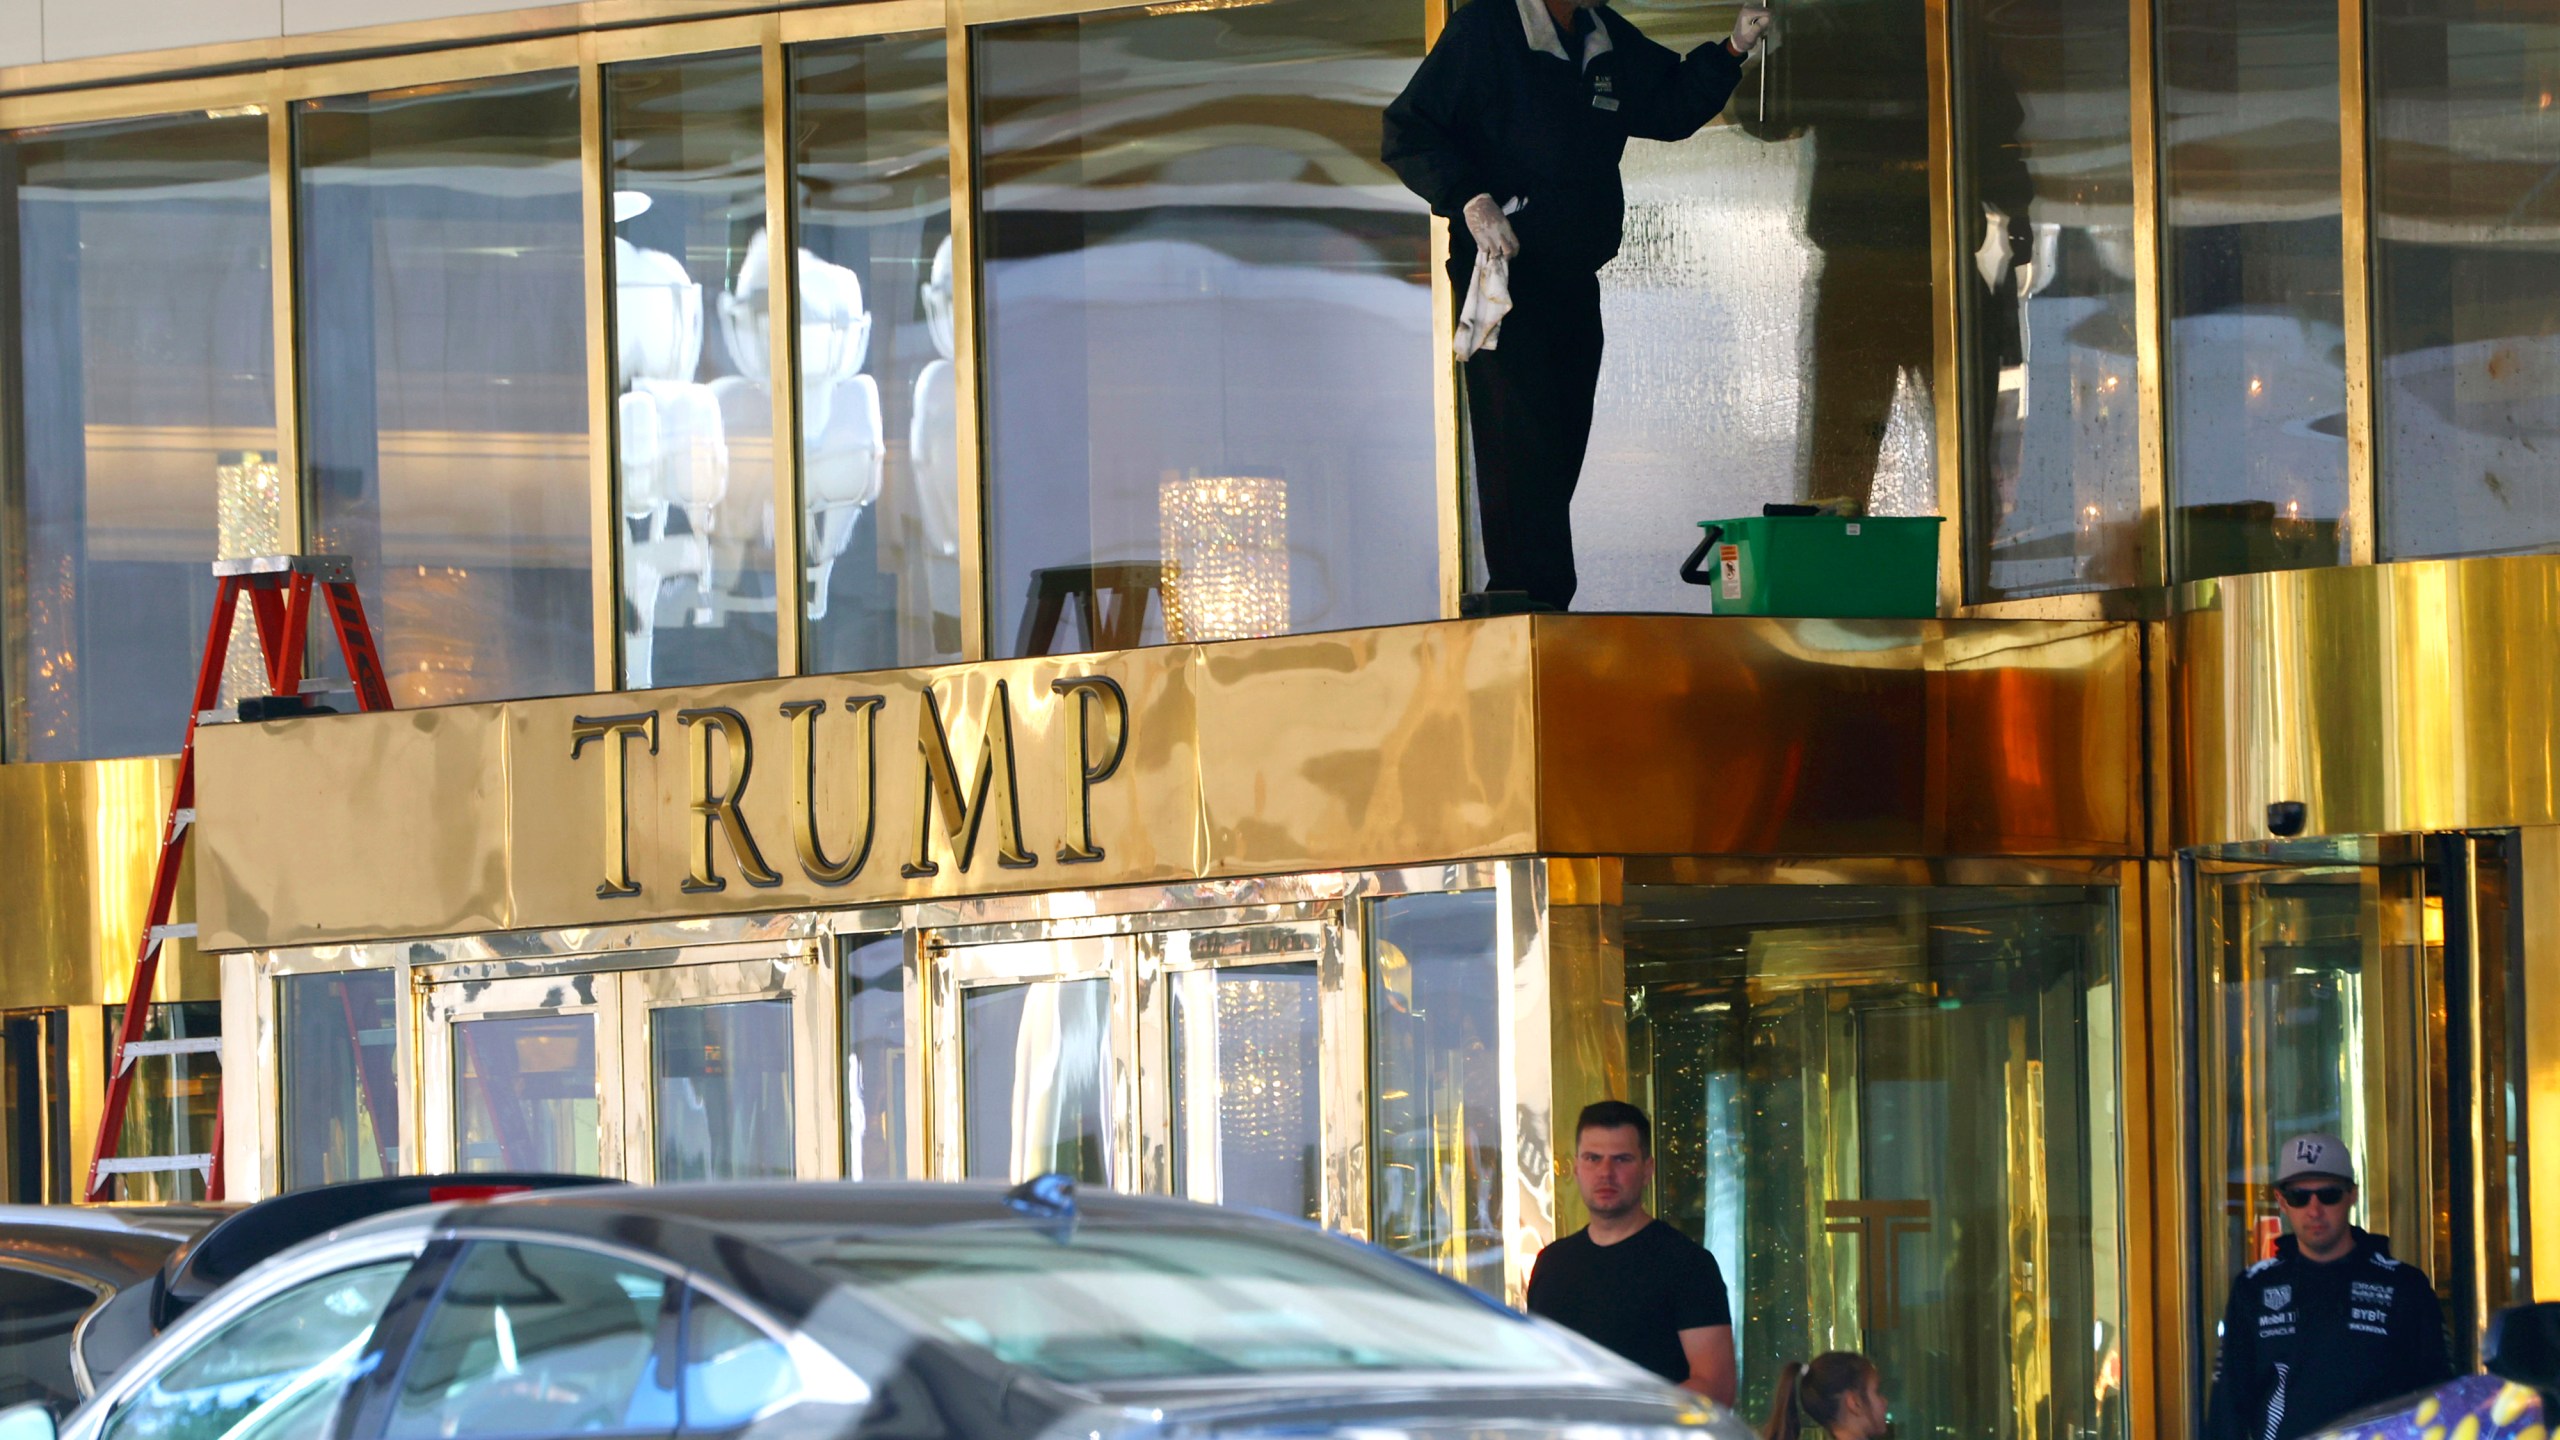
top-left (192, 613), bottom-right (2138, 952)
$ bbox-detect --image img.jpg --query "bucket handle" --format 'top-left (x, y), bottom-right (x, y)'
top-left (1678, 524), bottom-right (1726, 587)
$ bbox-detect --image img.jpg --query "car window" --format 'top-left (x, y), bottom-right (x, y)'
top-left (0, 1265), bottom-right (99, 1410)
top-left (680, 1292), bottom-right (797, 1432)
top-left (101, 1259), bottom-right (410, 1440)
top-left (387, 1241), bottom-right (679, 1439)
top-left (788, 1223), bottom-right (1573, 1384)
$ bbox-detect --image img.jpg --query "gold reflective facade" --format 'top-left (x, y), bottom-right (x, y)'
top-left (0, 1), bottom-right (2554, 1438)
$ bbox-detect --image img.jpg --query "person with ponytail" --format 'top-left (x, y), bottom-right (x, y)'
top-left (1761, 1352), bottom-right (1886, 1440)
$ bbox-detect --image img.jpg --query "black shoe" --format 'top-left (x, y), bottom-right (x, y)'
top-left (1460, 590), bottom-right (1563, 618)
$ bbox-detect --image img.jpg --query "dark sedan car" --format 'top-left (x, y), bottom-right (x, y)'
top-left (16, 1178), bottom-right (1753, 1440)
top-left (0, 1205), bottom-right (231, 1411)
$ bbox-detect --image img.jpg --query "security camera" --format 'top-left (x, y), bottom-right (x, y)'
top-left (2266, 801), bottom-right (2308, 838)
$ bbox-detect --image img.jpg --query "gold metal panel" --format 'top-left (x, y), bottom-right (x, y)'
top-left (1534, 615), bottom-right (2141, 859)
top-left (2336, 0), bottom-right (2378, 565)
top-left (944, 8), bottom-right (989, 662)
top-left (1924, 0), bottom-right (1961, 612)
top-left (781, 4), bottom-right (947, 43)
top-left (582, 50), bottom-right (620, 693)
top-left (2173, 556), bottom-right (2560, 847)
top-left (194, 707), bottom-right (511, 947)
top-left (1194, 618), bottom-right (1538, 876)
top-left (2127, 0), bottom-right (2169, 591)
top-left (0, 757), bottom-right (215, 1008)
top-left (761, 30), bottom-right (807, 677)
top-left (2521, 827), bottom-right (2560, 1301)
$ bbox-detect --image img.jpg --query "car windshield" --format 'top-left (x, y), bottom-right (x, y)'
top-left (786, 1221), bottom-right (1577, 1384)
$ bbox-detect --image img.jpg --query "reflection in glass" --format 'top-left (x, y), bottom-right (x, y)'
top-left (1628, 885), bottom-right (2123, 1437)
top-left (2370, 0), bottom-right (2560, 556)
top-left (1959, 0), bottom-right (2142, 599)
top-left (1370, 892), bottom-right (1502, 1295)
top-left (300, 74), bottom-right (591, 707)
top-left (0, 1011), bottom-right (68, 1204)
top-left (1170, 960), bottom-right (1319, 1220)
top-left (2160, 0), bottom-right (2350, 579)
top-left (455, 1013), bottom-right (600, 1174)
top-left (794, 35), bottom-right (959, 670)
top-left (844, 934), bottom-right (907, 1180)
top-left (281, 971), bottom-right (399, 1189)
top-left (4, 113), bottom-right (274, 760)
top-left (653, 999), bottom-right (794, 1181)
top-left (390, 1242), bottom-right (678, 1439)
top-left (607, 51), bottom-right (776, 689)
top-left (1577, 0), bottom-right (1940, 613)
top-left (963, 979), bottom-right (1111, 1183)
top-left (101, 1001), bottom-right (222, 1203)
top-left (976, 0), bottom-right (1435, 657)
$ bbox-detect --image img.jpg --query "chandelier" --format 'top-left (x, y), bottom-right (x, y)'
top-left (1158, 475), bottom-right (1290, 644)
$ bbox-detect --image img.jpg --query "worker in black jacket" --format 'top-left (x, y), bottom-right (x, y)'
top-left (2206, 1132), bottom-right (2454, 1440)
top-left (1383, 0), bottom-right (1770, 612)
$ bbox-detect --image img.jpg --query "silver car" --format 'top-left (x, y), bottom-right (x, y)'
top-left (0, 1177), bottom-right (1754, 1440)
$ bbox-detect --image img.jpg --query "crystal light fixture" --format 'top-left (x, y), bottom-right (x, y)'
top-left (1158, 474), bottom-right (1289, 644)
top-left (214, 450), bottom-right (286, 702)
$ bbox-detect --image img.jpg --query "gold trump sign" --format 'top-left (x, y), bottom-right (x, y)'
top-left (566, 675), bottom-right (1133, 901)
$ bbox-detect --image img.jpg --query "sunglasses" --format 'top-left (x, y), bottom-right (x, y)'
top-left (2280, 1185), bottom-right (2348, 1208)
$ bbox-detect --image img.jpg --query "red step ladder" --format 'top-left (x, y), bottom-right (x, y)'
top-left (85, 555), bottom-right (394, 1203)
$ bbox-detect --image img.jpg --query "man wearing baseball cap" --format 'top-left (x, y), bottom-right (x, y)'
top-left (2205, 1132), bottom-right (2453, 1440)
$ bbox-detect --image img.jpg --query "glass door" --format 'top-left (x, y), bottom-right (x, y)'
top-left (1157, 922), bottom-right (1329, 1222)
top-left (622, 954), bottom-right (828, 1183)
top-left (421, 973), bottom-right (622, 1176)
top-left (931, 936), bottom-right (1135, 1186)
top-left (2189, 834), bottom-right (2524, 1390)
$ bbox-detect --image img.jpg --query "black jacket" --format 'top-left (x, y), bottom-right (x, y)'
top-left (1381, 0), bottom-right (1743, 273)
top-left (2206, 1230), bottom-right (2455, 1440)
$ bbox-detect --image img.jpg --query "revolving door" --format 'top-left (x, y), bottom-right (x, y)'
top-left (1626, 878), bottom-right (2128, 1440)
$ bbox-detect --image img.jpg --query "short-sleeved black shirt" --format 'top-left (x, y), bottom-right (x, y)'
top-left (1525, 1219), bottom-right (1733, 1382)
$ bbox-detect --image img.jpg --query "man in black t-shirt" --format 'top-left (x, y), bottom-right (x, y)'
top-left (1526, 1100), bottom-right (1736, 1403)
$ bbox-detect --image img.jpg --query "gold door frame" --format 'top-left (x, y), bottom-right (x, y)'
top-left (418, 970), bottom-right (628, 1178)
top-left (1141, 915), bottom-right (1339, 1213)
top-left (920, 932), bottom-right (1139, 1186)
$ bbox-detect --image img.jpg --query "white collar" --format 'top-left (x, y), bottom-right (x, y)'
top-left (1515, 0), bottom-right (1614, 68)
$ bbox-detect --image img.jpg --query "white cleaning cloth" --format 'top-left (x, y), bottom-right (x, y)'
top-left (1455, 252), bottom-right (1512, 359)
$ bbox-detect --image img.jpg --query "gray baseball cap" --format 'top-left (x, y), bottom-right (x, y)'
top-left (2275, 1132), bottom-right (2357, 1185)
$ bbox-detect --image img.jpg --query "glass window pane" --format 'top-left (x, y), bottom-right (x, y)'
top-left (0, 1267), bottom-right (95, 1412)
top-left (4, 113), bottom-right (275, 761)
top-left (652, 999), bottom-right (794, 1182)
top-left (608, 51), bottom-right (775, 691)
top-left (100, 1001), bottom-right (221, 1203)
top-left (842, 934), bottom-right (906, 1180)
top-left (680, 1293), bottom-right (796, 1430)
top-left (1574, 0), bottom-right (1942, 613)
top-left (977, 0), bottom-right (1435, 658)
top-left (1369, 891), bottom-right (1502, 1296)
top-left (1959, 0), bottom-right (2142, 599)
top-left (1, 1010), bottom-right (69, 1204)
top-left (1625, 884), bottom-right (2123, 1438)
top-left (281, 971), bottom-right (399, 1189)
top-left (2160, 0), bottom-right (2351, 580)
top-left (1170, 958), bottom-right (1319, 1221)
top-left (300, 74), bottom-right (592, 707)
top-left (793, 35), bottom-right (960, 671)
top-left (389, 1241), bottom-right (678, 1439)
top-left (104, 1260), bottom-right (409, 1440)
top-left (455, 1013), bottom-right (600, 1174)
top-left (962, 978), bottom-right (1111, 1184)
top-left (2371, 0), bottom-right (2560, 557)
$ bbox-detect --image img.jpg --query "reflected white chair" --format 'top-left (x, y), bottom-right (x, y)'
top-left (615, 237), bottom-right (730, 687)
top-left (716, 228), bottom-right (886, 622)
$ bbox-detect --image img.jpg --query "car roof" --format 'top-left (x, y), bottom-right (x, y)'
top-left (473, 1179), bottom-right (1289, 1232)
top-left (0, 1204), bottom-right (235, 1290)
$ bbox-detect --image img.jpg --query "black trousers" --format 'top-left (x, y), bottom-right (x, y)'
top-left (1455, 255), bottom-right (1603, 610)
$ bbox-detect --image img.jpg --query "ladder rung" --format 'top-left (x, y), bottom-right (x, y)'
top-left (212, 554), bottom-right (355, 583)
top-left (170, 808), bottom-right (197, 836)
top-left (116, 1037), bottom-right (222, 1074)
top-left (147, 922), bottom-right (199, 944)
top-left (93, 1154), bottom-right (215, 1177)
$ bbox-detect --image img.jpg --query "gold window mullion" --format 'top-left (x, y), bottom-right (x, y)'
top-left (2128, 0), bottom-right (2169, 590)
top-left (764, 27), bottom-right (808, 680)
top-left (2338, 0), bottom-right (2379, 566)
top-left (947, 7), bottom-right (992, 663)
top-left (581, 44), bottom-right (620, 694)
top-left (269, 97), bottom-right (308, 560)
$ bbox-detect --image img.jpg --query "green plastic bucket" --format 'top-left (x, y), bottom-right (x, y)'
top-left (1678, 515), bottom-right (1944, 618)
